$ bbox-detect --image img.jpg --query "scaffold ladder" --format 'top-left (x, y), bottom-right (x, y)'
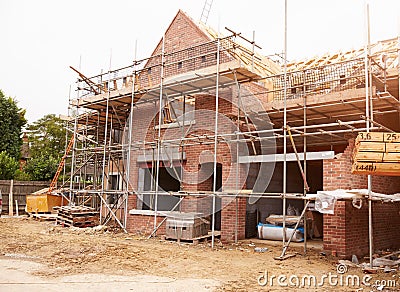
top-left (200, 0), bottom-right (213, 24)
top-left (48, 136), bottom-right (74, 194)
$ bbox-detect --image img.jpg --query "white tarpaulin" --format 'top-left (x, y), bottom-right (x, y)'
top-left (311, 189), bottom-right (400, 214)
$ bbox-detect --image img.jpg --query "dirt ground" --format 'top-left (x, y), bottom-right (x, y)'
top-left (0, 217), bottom-right (399, 291)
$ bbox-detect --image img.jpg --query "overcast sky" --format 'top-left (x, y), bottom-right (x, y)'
top-left (1, 0), bottom-right (399, 123)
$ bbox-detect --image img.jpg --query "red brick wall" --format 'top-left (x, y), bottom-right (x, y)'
top-left (323, 139), bottom-right (366, 190)
top-left (324, 201), bottom-right (400, 259)
top-left (323, 202), bottom-right (344, 257)
top-left (180, 196), bottom-right (213, 215)
top-left (221, 197), bottom-right (247, 242)
top-left (126, 213), bottom-right (167, 235)
top-left (127, 194), bottom-right (137, 212)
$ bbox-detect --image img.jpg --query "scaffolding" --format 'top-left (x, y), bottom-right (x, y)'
top-left (61, 13), bottom-right (400, 262)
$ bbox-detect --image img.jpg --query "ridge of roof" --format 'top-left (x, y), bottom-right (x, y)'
top-left (147, 9), bottom-right (214, 59)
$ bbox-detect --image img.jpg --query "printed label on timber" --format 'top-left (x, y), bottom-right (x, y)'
top-left (352, 162), bottom-right (400, 176)
top-left (352, 132), bottom-right (400, 176)
top-left (352, 162), bottom-right (377, 172)
top-left (356, 132), bottom-right (400, 143)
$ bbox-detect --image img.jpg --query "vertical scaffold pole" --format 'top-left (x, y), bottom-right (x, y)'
top-left (70, 86), bottom-right (79, 205)
top-left (282, 0), bottom-right (288, 248)
top-left (63, 85), bottom-right (72, 187)
top-left (211, 38), bottom-right (221, 249)
top-left (124, 42), bottom-right (137, 229)
top-left (365, 3), bottom-right (373, 269)
top-left (303, 73), bottom-right (308, 254)
top-left (154, 36), bottom-right (165, 231)
top-left (234, 74), bottom-right (241, 244)
top-left (100, 51), bottom-right (113, 224)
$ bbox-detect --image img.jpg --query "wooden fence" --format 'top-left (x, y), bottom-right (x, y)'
top-left (0, 180), bottom-right (50, 215)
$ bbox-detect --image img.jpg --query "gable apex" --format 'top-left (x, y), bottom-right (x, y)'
top-left (148, 10), bottom-right (214, 58)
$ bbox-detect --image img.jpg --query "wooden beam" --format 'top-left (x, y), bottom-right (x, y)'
top-left (355, 142), bottom-right (386, 152)
top-left (70, 66), bottom-right (101, 95)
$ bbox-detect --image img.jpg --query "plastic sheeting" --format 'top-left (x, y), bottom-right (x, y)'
top-left (257, 223), bottom-right (304, 242)
top-left (313, 189), bottom-right (400, 214)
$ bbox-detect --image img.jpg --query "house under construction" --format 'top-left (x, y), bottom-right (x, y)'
top-left (63, 10), bottom-right (400, 259)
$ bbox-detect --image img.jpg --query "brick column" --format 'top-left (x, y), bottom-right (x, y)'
top-left (323, 201), bottom-right (400, 259)
top-left (323, 201), bottom-right (349, 258)
top-left (220, 161), bottom-right (248, 242)
top-left (221, 196), bottom-right (247, 242)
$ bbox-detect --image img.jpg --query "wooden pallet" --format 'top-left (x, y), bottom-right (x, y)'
top-left (32, 213), bottom-right (58, 221)
top-left (162, 231), bottom-right (221, 245)
top-left (56, 206), bottom-right (99, 228)
top-left (57, 219), bottom-right (98, 228)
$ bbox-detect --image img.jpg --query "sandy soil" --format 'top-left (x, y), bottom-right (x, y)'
top-left (0, 217), bottom-right (398, 291)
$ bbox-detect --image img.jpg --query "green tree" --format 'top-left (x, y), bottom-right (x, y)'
top-left (14, 169), bottom-right (31, 181)
top-left (24, 114), bottom-right (67, 181)
top-left (0, 151), bottom-right (18, 180)
top-left (24, 155), bottom-right (59, 181)
top-left (0, 90), bottom-right (27, 159)
top-left (26, 114), bottom-right (66, 159)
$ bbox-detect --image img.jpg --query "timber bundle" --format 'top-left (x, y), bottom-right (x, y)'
top-left (352, 132), bottom-right (400, 176)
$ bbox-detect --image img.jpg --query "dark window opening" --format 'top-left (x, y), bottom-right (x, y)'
top-left (178, 62), bottom-right (183, 69)
top-left (340, 74), bottom-right (346, 85)
top-left (197, 162), bottom-right (222, 230)
top-left (107, 174), bottom-right (120, 205)
top-left (141, 166), bottom-right (181, 211)
top-left (112, 129), bottom-right (122, 143)
top-left (201, 55), bottom-right (206, 63)
top-left (109, 174), bottom-right (120, 190)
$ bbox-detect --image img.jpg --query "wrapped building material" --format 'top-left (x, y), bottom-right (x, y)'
top-left (257, 223), bottom-right (304, 242)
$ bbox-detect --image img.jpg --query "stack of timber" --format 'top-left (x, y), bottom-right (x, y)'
top-left (56, 206), bottom-right (99, 228)
top-left (352, 132), bottom-right (400, 176)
